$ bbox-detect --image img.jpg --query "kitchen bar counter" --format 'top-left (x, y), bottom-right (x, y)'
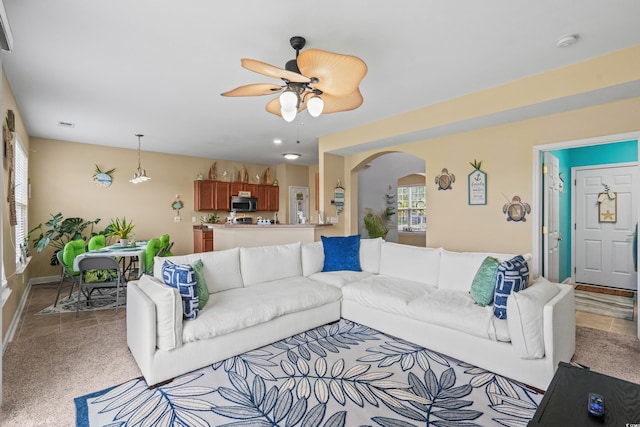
top-left (196, 223), bottom-right (332, 251)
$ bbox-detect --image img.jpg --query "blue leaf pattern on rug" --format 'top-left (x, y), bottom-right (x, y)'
top-left (77, 320), bottom-right (541, 426)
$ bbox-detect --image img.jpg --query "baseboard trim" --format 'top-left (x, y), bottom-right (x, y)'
top-left (2, 281), bottom-right (31, 354)
top-left (30, 275), bottom-right (59, 285)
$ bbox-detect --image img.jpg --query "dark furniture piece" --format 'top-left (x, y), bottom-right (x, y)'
top-left (529, 361), bottom-right (640, 426)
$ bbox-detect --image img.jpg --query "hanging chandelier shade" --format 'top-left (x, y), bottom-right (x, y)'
top-left (221, 36), bottom-right (367, 122)
top-left (130, 133), bottom-right (150, 184)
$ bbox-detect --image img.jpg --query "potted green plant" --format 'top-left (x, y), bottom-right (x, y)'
top-left (201, 212), bottom-right (220, 224)
top-left (363, 206), bottom-right (394, 239)
top-left (28, 213), bottom-right (103, 265)
top-left (106, 217), bottom-right (135, 247)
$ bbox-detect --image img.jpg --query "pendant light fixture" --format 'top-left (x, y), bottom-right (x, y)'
top-left (130, 133), bottom-right (151, 184)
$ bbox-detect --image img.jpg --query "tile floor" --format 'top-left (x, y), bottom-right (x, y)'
top-left (13, 282), bottom-right (126, 341)
top-left (10, 281), bottom-right (639, 342)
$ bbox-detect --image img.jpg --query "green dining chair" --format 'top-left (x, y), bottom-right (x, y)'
top-left (54, 239), bottom-right (86, 306)
top-left (158, 234), bottom-right (174, 257)
top-left (88, 235), bottom-right (106, 251)
top-left (144, 238), bottom-right (163, 275)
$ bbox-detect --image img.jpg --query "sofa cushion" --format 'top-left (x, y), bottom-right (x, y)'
top-left (321, 235), bottom-right (362, 272)
top-left (136, 274), bottom-right (182, 351)
top-left (407, 289), bottom-right (497, 340)
top-left (162, 261), bottom-right (199, 320)
top-left (155, 248), bottom-right (244, 294)
top-left (182, 277), bottom-right (342, 343)
top-left (507, 276), bottom-right (560, 358)
top-left (309, 271), bottom-right (374, 288)
top-left (438, 250), bottom-right (491, 293)
top-left (379, 242), bottom-right (441, 287)
top-left (191, 259), bottom-right (209, 309)
top-left (302, 241), bottom-right (324, 277)
top-left (470, 256), bottom-right (500, 306)
top-left (341, 275), bottom-right (432, 316)
top-left (240, 243), bottom-right (302, 287)
top-left (494, 255), bottom-right (529, 319)
top-left (359, 237), bottom-right (383, 274)
top-left (196, 248), bottom-right (243, 293)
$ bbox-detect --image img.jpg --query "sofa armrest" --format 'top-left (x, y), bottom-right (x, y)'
top-left (542, 283), bottom-right (576, 370)
top-left (126, 281), bottom-right (158, 380)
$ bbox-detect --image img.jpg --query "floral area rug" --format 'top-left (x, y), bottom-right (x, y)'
top-left (75, 319), bottom-right (541, 426)
top-left (37, 289), bottom-right (126, 315)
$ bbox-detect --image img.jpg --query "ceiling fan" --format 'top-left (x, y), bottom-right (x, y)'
top-left (221, 36), bottom-right (367, 122)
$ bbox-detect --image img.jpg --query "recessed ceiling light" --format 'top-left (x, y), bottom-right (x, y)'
top-left (273, 138), bottom-right (282, 144)
top-left (283, 153), bottom-right (300, 160)
top-left (58, 121), bottom-right (75, 128)
top-left (556, 34), bottom-right (579, 48)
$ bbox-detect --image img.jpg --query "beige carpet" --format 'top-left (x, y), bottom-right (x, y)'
top-left (1, 319), bottom-right (140, 427)
top-left (1, 320), bottom-right (639, 426)
top-left (572, 325), bottom-right (640, 385)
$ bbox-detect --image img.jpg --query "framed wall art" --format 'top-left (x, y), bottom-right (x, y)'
top-left (468, 160), bottom-right (486, 205)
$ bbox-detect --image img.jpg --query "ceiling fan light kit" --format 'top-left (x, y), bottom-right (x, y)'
top-left (222, 36), bottom-right (366, 122)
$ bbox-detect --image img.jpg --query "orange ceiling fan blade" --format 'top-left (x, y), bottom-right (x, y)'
top-left (319, 90), bottom-right (364, 114)
top-left (297, 49), bottom-right (367, 96)
top-left (241, 58), bottom-right (310, 83)
top-left (221, 83), bottom-right (284, 97)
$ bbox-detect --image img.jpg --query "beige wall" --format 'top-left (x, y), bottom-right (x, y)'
top-left (318, 46), bottom-right (640, 257)
top-left (2, 69), bottom-right (31, 340)
top-left (27, 138), bottom-right (316, 279)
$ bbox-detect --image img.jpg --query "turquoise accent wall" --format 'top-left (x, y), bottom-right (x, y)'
top-left (549, 140), bottom-right (638, 282)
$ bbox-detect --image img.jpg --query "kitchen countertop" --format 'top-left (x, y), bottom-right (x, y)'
top-left (197, 223), bottom-right (332, 229)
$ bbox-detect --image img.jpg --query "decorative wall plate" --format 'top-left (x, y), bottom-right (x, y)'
top-left (93, 173), bottom-right (113, 188)
top-left (93, 165), bottom-right (115, 188)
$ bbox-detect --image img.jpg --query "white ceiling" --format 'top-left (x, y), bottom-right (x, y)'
top-left (2, 1), bottom-right (640, 166)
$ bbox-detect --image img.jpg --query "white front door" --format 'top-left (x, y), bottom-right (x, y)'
top-left (543, 152), bottom-right (560, 282)
top-left (574, 164), bottom-right (638, 290)
top-left (289, 186), bottom-right (309, 224)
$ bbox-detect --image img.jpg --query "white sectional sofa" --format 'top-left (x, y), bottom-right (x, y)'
top-left (126, 238), bottom-right (575, 391)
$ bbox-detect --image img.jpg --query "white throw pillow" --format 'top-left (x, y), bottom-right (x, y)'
top-left (507, 276), bottom-right (560, 359)
top-left (302, 241), bottom-right (324, 277)
top-left (240, 242), bottom-right (302, 286)
top-left (379, 242), bottom-right (441, 286)
top-left (360, 237), bottom-right (383, 274)
top-left (137, 274), bottom-right (183, 351)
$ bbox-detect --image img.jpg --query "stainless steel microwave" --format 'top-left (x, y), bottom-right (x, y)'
top-left (230, 196), bottom-right (257, 212)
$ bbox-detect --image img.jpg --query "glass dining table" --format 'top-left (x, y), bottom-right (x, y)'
top-left (73, 242), bottom-right (147, 279)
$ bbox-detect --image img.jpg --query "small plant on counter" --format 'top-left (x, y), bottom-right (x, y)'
top-left (201, 213), bottom-right (220, 224)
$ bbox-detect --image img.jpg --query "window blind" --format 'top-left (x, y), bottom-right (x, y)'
top-left (14, 139), bottom-right (28, 266)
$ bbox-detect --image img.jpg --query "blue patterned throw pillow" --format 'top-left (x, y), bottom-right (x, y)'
top-left (321, 234), bottom-right (362, 272)
top-left (493, 255), bottom-right (529, 319)
top-left (162, 260), bottom-right (199, 320)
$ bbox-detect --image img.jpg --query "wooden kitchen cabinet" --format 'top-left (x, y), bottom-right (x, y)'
top-left (193, 227), bottom-right (214, 253)
top-left (266, 185), bottom-right (279, 211)
top-left (196, 180), bottom-right (279, 212)
top-left (194, 180), bottom-right (230, 211)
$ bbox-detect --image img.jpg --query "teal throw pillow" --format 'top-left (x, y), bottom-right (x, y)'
top-left (192, 259), bottom-right (209, 309)
top-left (470, 256), bottom-right (500, 306)
top-left (321, 234), bottom-right (362, 272)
